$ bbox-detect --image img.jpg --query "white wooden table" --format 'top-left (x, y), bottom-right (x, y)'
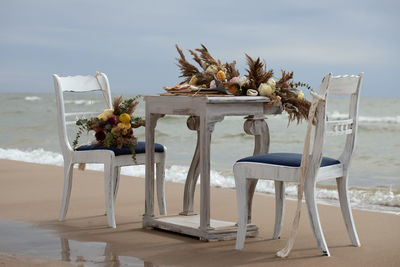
top-left (143, 95), bottom-right (282, 241)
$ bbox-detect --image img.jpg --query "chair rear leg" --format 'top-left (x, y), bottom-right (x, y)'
top-left (235, 176), bottom-right (248, 250)
top-left (304, 179), bottom-right (330, 256)
top-left (336, 176), bottom-right (360, 247)
top-left (273, 181), bottom-right (285, 239)
top-left (156, 157), bottom-right (167, 215)
top-left (246, 179), bottom-right (258, 223)
top-left (59, 161), bottom-right (74, 221)
top-left (104, 164), bottom-right (116, 228)
top-left (113, 167), bottom-right (121, 203)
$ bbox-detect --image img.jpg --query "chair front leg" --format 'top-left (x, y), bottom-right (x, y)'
top-left (59, 160), bottom-right (74, 221)
top-left (104, 163), bottom-right (116, 228)
top-left (304, 178), bottom-right (330, 256)
top-left (156, 156), bottom-right (167, 215)
top-left (235, 176), bottom-right (249, 250)
top-left (273, 181), bottom-right (285, 239)
top-left (336, 175), bottom-right (360, 247)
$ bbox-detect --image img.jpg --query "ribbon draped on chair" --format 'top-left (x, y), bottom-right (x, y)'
top-left (277, 90), bottom-right (327, 258)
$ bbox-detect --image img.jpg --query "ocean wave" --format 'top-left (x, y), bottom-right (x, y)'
top-left (1, 147), bottom-right (399, 214)
top-left (24, 96), bottom-right (41, 101)
top-left (329, 111), bottom-right (400, 124)
top-left (221, 133), bottom-right (253, 139)
top-left (0, 148), bottom-right (63, 166)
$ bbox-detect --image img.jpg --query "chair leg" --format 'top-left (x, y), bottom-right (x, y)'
top-left (60, 238), bottom-right (71, 262)
top-left (336, 176), bottom-right (360, 247)
top-left (235, 175), bottom-right (248, 250)
top-left (104, 164), bottom-right (116, 228)
top-left (246, 179), bottom-right (258, 223)
top-left (59, 161), bottom-right (74, 221)
top-left (304, 179), bottom-right (330, 256)
top-left (156, 158), bottom-right (167, 215)
top-left (273, 181), bottom-right (285, 239)
top-left (113, 167), bottom-right (121, 203)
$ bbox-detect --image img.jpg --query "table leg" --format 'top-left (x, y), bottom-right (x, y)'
top-left (145, 112), bottom-right (163, 218)
top-left (180, 116), bottom-right (200, 215)
top-left (243, 116), bottom-right (270, 223)
top-left (199, 114), bottom-right (224, 231)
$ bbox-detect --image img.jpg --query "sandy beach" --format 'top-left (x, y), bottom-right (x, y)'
top-left (0, 159), bottom-right (399, 266)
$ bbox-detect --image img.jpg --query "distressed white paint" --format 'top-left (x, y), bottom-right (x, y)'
top-left (234, 73), bottom-right (364, 256)
top-left (144, 95), bottom-right (282, 240)
top-left (53, 73), bottom-right (167, 228)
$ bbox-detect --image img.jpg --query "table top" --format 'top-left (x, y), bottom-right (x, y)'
top-left (144, 95), bottom-right (273, 103)
top-left (144, 95), bottom-right (283, 117)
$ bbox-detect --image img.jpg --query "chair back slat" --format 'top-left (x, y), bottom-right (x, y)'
top-left (325, 119), bottom-right (354, 136)
top-left (57, 75), bottom-right (104, 92)
top-left (64, 111), bottom-right (103, 125)
top-left (64, 111), bottom-right (102, 118)
top-left (327, 75), bottom-right (361, 95)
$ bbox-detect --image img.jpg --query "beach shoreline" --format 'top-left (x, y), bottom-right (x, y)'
top-left (1, 159), bottom-right (400, 266)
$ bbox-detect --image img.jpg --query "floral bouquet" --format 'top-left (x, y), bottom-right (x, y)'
top-left (73, 96), bottom-right (145, 160)
top-left (164, 44), bottom-right (312, 123)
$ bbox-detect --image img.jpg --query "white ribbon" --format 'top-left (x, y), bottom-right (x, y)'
top-left (277, 90), bottom-right (327, 258)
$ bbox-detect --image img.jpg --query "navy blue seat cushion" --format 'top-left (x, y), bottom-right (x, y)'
top-left (237, 153), bottom-right (340, 167)
top-left (76, 141), bottom-right (164, 156)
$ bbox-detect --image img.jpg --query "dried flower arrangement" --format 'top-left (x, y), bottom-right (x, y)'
top-left (164, 44), bottom-right (312, 123)
top-left (73, 96), bottom-right (145, 160)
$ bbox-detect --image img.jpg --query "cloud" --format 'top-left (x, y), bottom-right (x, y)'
top-left (0, 0), bottom-right (399, 96)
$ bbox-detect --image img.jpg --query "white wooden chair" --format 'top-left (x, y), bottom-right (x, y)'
top-left (234, 73), bottom-right (364, 256)
top-left (53, 72), bottom-right (167, 228)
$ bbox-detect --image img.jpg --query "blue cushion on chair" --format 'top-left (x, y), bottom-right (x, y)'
top-left (237, 153), bottom-right (340, 167)
top-left (76, 141), bottom-right (164, 156)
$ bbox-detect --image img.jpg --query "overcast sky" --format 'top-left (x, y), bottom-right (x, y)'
top-left (1, 0), bottom-right (399, 97)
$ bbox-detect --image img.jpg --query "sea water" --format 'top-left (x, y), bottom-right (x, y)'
top-left (0, 93), bottom-right (399, 214)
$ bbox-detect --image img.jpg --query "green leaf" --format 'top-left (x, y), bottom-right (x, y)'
top-left (127, 142), bottom-right (137, 163)
top-left (105, 133), bottom-right (114, 147)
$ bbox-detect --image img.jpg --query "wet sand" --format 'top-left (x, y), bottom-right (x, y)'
top-left (0, 159), bottom-right (399, 266)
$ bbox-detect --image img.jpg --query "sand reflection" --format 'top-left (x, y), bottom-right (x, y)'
top-left (0, 220), bottom-right (152, 266)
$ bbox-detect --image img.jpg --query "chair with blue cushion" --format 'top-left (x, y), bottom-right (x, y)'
top-left (53, 72), bottom-right (167, 228)
top-left (234, 73), bottom-right (363, 256)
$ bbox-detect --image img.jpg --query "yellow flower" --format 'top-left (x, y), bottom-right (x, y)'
top-left (277, 96), bottom-right (282, 102)
top-left (216, 70), bottom-right (226, 81)
top-left (189, 75), bottom-right (198, 85)
top-left (111, 126), bottom-right (121, 136)
top-left (258, 83), bottom-right (273, 96)
top-left (205, 64), bottom-right (218, 74)
top-left (117, 122), bottom-right (131, 130)
top-left (267, 78), bottom-right (276, 87)
top-left (119, 113), bottom-right (130, 123)
top-left (98, 109), bottom-right (114, 120)
top-left (298, 90), bottom-right (304, 100)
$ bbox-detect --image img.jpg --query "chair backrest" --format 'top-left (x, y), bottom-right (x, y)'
top-left (310, 73), bottom-right (364, 173)
top-left (53, 72), bottom-right (112, 157)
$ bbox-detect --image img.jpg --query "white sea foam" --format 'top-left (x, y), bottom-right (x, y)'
top-left (329, 111), bottom-right (400, 124)
top-left (24, 96), bottom-right (41, 101)
top-left (1, 147), bottom-right (399, 214)
top-left (0, 148), bottom-right (64, 166)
